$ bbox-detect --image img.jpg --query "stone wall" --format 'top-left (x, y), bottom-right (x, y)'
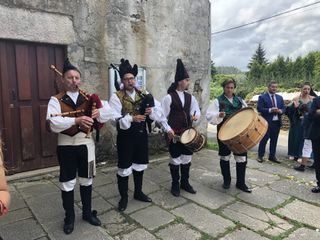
top-left (0, 0), bottom-right (211, 161)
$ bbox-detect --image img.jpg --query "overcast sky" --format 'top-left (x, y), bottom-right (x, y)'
top-left (210, 0), bottom-right (320, 71)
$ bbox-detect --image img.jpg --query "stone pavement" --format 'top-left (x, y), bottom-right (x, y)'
top-left (1, 149), bottom-right (320, 240)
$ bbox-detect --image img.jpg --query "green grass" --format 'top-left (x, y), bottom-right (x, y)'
top-left (206, 141), bottom-right (219, 151)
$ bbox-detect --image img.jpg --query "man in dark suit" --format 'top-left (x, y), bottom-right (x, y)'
top-left (308, 96), bottom-right (320, 193)
top-left (257, 81), bottom-right (286, 163)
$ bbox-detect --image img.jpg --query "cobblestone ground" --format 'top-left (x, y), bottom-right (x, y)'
top-left (1, 149), bottom-right (320, 240)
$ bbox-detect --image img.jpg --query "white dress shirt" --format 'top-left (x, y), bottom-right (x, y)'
top-left (268, 93), bottom-right (279, 121)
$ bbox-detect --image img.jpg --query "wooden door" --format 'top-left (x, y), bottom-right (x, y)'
top-left (0, 40), bottom-right (66, 174)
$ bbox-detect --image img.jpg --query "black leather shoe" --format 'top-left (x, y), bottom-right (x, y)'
top-left (294, 165), bottom-right (305, 172)
top-left (83, 210), bottom-right (101, 226)
top-left (311, 186), bottom-right (320, 193)
top-left (134, 192), bottom-right (152, 202)
top-left (63, 221), bottom-right (74, 234)
top-left (236, 184), bottom-right (252, 193)
top-left (257, 156), bottom-right (264, 163)
top-left (118, 197), bottom-right (128, 212)
top-left (181, 183), bottom-right (197, 194)
top-left (293, 157), bottom-right (299, 161)
top-left (268, 156), bottom-right (281, 164)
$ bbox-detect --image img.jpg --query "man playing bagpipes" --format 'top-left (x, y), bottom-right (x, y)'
top-left (46, 59), bottom-right (116, 234)
top-left (109, 59), bottom-right (170, 212)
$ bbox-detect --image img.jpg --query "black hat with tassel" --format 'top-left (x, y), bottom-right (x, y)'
top-left (62, 58), bottom-right (81, 75)
top-left (118, 59), bottom-right (138, 79)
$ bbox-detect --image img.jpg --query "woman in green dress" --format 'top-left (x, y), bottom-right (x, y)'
top-left (287, 83), bottom-right (314, 161)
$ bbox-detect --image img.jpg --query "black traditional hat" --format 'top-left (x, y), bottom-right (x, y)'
top-left (174, 59), bottom-right (189, 82)
top-left (63, 58), bottom-right (81, 75)
top-left (118, 59), bottom-right (138, 79)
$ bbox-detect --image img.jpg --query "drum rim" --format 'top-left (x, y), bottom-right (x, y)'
top-left (180, 127), bottom-right (197, 144)
top-left (218, 107), bottom-right (256, 141)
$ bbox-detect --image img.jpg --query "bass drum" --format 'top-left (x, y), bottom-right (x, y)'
top-left (180, 128), bottom-right (206, 152)
top-left (218, 107), bottom-right (268, 154)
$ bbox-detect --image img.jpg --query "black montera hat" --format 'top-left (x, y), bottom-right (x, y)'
top-left (175, 59), bottom-right (189, 82)
top-left (119, 59), bottom-right (138, 79)
top-left (63, 58), bottom-right (80, 75)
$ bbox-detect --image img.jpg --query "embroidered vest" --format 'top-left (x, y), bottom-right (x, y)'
top-left (55, 92), bottom-right (90, 136)
top-left (116, 90), bottom-right (144, 116)
top-left (116, 90), bottom-right (146, 132)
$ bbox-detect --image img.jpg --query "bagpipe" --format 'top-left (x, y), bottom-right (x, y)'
top-left (110, 64), bottom-right (155, 133)
top-left (49, 65), bottom-right (104, 141)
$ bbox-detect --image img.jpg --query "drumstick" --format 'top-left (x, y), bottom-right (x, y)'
top-left (188, 111), bottom-right (197, 133)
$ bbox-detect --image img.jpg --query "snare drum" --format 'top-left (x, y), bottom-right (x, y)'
top-left (180, 128), bottom-right (206, 152)
top-left (218, 107), bottom-right (268, 154)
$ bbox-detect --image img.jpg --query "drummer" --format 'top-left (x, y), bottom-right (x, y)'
top-left (161, 59), bottom-right (201, 197)
top-left (206, 78), bottom-right (252, 193)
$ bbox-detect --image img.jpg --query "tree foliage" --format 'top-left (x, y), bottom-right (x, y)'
top-left (210, 46), bottom-right (320, 100)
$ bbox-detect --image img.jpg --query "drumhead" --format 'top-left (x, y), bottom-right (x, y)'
top-left (218, 108), bottom-right (255, 141)
top-left (180, 128), bottom-right (196, 144)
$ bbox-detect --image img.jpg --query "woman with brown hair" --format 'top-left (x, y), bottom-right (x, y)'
top-left (287, 83), bottom-right (317, 171)
top-left (287, 82), bottom-right (315, 165)
top-left (0, 138), bottom-right (10, 217)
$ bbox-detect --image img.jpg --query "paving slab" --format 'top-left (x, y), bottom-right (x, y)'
top-left (177, 180), bottom-right (235, 210)
top-left (269, 179), bottom-right (320, 205)
top-left (248, 160), bottom-right (315, 182)
top-left (222, 202), bottom-right (293, 235)
top-left (99, 210), bottom-right (136, 236)
top-left (5, 190), bottom-right (27, 211)
top-left (220, 227), bottom-right (269, 240)
top-left (93, 172), bottom-right (116, 187)
top-left (222, 208), bottom-right (270, 231)
top-left (237, 186), bottom-right (291, 209)
top-left (277, 199), bottom-right (320, 229)
top-left (144, 167), bottom-right (172, 184)
top-left (15, 181), bottom-right (60, 199)
top-left (284, 228), bottom-right (320, 240)
top-left (26, 192), bottom-right (80, 224)
top-left (130, 205), bottom-right (175, 231)
top-left (108, 194), bottom-right (152, 214)
top-left (0, 207), bottom-right (33, 226)
top-left (148, 189), bottom-right (188, 210)
top-left (78, 196), bottom-right (114, 214)
top-left (246, 169), bottom-right (281, 186)
top-left (155, 223), bottom-right (202, 240)
top-left (120, 228), bottom-right (157, 240)
top-left (0, 218), bottom-right (46, 240)
top-left (45, 216), bottom-right (113, 240)
top-left (172, 203), bottom-right (235, 238)
top-left (95, 183), bottom-right (123, 199)
top-left (128, 177), bottom-right (160, 195)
